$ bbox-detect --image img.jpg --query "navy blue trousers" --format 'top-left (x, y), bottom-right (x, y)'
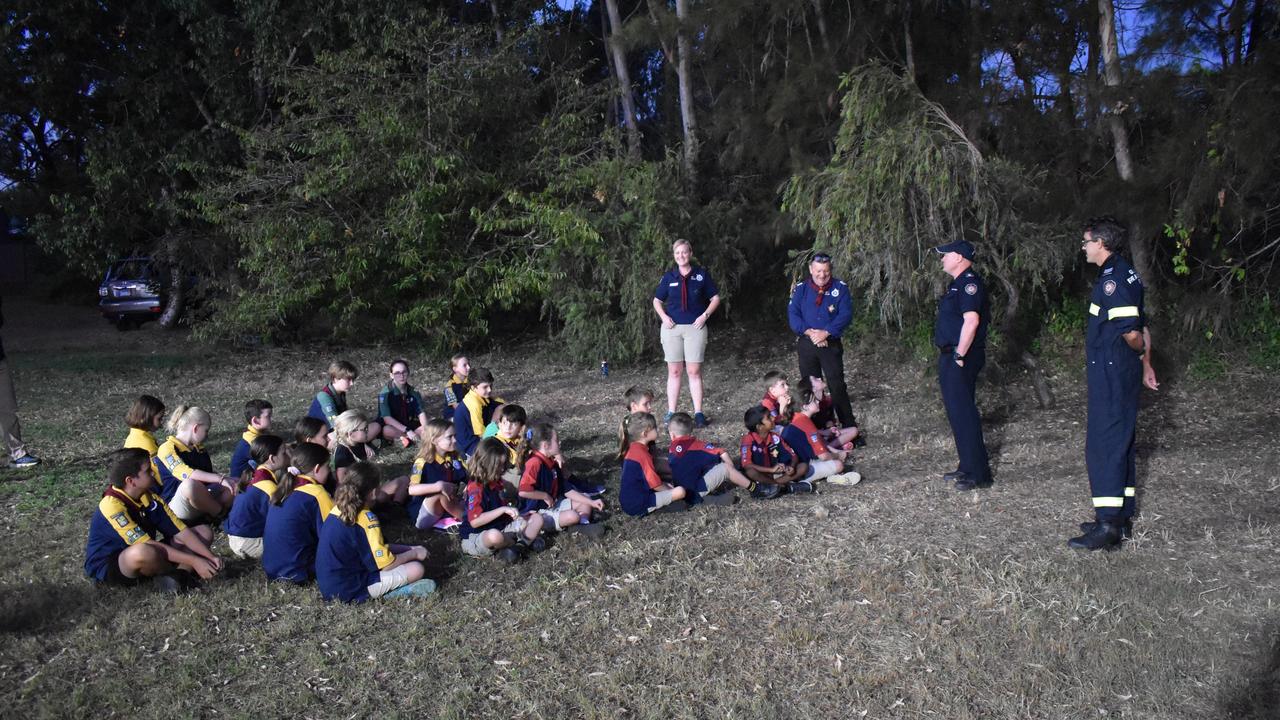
top-left (1086, 349), bottom-right (1141, 522)
top-left (938, 347), bottom-right (990, 483)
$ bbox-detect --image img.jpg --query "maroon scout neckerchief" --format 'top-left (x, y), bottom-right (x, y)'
top-left (807, 277), bottom-right (830, 306)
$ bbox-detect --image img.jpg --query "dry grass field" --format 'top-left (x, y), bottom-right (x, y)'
top-left (0, 296), bottom-right (1277, 719)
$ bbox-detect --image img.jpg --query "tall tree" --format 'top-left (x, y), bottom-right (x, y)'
top-left (603, 0), bottom-right (642, 158)
top-left (674, 0), bottom-right (698, 188)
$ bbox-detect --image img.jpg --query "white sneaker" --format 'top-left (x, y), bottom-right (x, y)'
top-left (826, 471), bottom-right (862, 486)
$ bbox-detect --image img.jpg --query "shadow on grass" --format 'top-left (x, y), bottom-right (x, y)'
top-left (1217, 623), bottom-right (1280, 718)
top-left (0, 582), bottom-right (100, 635)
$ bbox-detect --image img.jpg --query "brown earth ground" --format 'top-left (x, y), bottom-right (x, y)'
top-left (0, 296), bottom-right (1277, 718)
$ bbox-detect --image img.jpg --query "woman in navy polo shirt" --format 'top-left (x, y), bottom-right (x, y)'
top-left (651, 239), bottom-right (720, 428)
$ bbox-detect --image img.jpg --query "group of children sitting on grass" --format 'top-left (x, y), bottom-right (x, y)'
top-left (85, 355), bottom-right (863, 601)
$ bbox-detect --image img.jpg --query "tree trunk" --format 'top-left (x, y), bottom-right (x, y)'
top-left (1098, 0), bottom-right (1154, 298)
top-left (809, 0), bottom-right (832, 55)
top-left (604, 0), bottom-right (642, 158)
top-left (903, 3), bottom-right (916, 84)
top-left (159, 263), bottom-right (185, 330)
top-left (489, 0), bottom-right (504, 43)
top-left (675, 0), bottom-right (698, 189)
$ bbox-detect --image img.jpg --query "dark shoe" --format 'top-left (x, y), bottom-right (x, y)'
top-left (693, 412), bottom-right (710, 428)
top-left (1079, 519), bottom-right (1133, 540)
top-left (942, 469), bottom-right (964, 482)
top-left (153, 574), bottom-right (184, 595)
top-left (501, 531), bottom-right (520, 546)
top-left (521, 536), bottom-right (547, 553)
top-left (787, 480), bottom-right (815, 494)
top-left (567, 522), bottom-right (606, 539)
top-left (1067, 522), bottom-right (1124, 551)
top-left (749, 482), bottom-right (781, 500)
top-left (497, 547), bottom-right (521, 564)
top-left (954, 474), bottom-right (993, 491)
top-left (570, 480), bottom-right (607, 498)
top-left (703, 491), bottom-right (738, 506)
top-left (655, 500), bottom-right (689, 514)
top-left (851, 430), bottom-right (866, 449)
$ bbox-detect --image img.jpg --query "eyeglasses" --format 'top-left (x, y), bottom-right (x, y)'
top-left (812, 253), bottom-right (832, 263)
top-left (391, 370), bottom-right (409, 376)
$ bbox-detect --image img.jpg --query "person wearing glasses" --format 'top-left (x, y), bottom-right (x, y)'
top-left (786, 251), bottom-right (862, 443)
top-left (1069, 217), bottom-right (1158, 551)
top-left (931, 240), bottom-right (992, 491)
top-left (379, 359), bottom-right (429, 447)
top-left (652, 239), bottom-right (721, 428)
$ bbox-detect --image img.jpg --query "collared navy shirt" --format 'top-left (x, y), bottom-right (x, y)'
top-left (787, 277), bottom-right (853, 338)
top-left (654, 266), bottom-right (719, 325)
top-left (934, 269), bottom-right (989, 349)
top-left (1086, 254), bottom-right (1145, 361)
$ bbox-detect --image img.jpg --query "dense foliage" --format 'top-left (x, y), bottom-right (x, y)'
top-left (3, 0), bottom-right (1278, 361)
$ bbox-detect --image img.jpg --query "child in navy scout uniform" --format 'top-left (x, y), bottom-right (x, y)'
top-left (518, 423), bottom-right (605, 538)
top-left (156, 405), bottom-right (237, 523)
top-left (225, 435), bottom-right (289, 559)
top-left (740, 405), bottom-right (814, 494)
top-left (800, 376), bottom-right (861, 450)
top-left (407, 419), bottom-right (465, 531)
top-left (619, 413), bottom-right (688, 517)
top-left (441, 353), bottom-right (470, 421)
top-left (85, 448), bottom-right (222, 590)
top-left (293, 416), bottom-right (331, 449)
top-left (759, 371), bottom-right (791, 422)
top-left (615, 386), bottom-right (672, 482)
top-left (316, 462), bottom-right (436, 602)
top-left (379, 358), bottom-right (429, 446)
top-left (454, 367), bottom-right (500, 458)
top-left (262, 443), bottom-right (334, 583)
top-left (780, 388), bottom-right (861, 486)
top-left (122, 394), bottom-right (166, 490)
top-left (309, 360), bottom-right (383, 439)
top-left (493, 404), bottom-right (528, 490)
top-left (461, 438), bottom-right (546, 562)
top-left (333, 410), bottom-right (410, 505)
top-left (229, 399), bottom-right (273, 479)
top-left (666, 412), bottom-right (780, 504)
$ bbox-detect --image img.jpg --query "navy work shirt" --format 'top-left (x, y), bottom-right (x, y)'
top-left (1086, 254), bottom-right (1146, 361)
top-left (934, 269), bottom-right (989, 349)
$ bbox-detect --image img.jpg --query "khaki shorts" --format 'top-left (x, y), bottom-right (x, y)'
top-left (461, 517), bottom-right (529, 557)
top-left (806, 459), bottom-right (843, 481)
top-left (228, 535), bottom-right (264, 559)
top-left (699, 463), bottom-right (730, 496)
top-left (366, 565), bottom-right (413, 598)
top-left (168, 480), bottom-right (224, 522)
top-left (538, 497), bottom-right (576, 531)
top-left (660, 323), bottom-right (708, 363)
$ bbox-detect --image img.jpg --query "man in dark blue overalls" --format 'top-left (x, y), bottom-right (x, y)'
top-left (1070, 217), bottom-right (1159, 551)
top-left (932, 240), bottom-right (992, 491)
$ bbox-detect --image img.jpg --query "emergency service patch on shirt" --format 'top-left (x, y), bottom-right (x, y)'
top-left (965, 283), bottom-right (977, 295)
top-left (1103, 280), bottom-right (1117, 296)
top-left (832, 288), bottom-right (840, 297)
top-left (112, 512), bottom-right (129, 527)
top-left (695, 274), bottom-right (703, 281)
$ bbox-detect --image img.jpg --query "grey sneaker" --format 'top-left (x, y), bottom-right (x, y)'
top-left (11, 454), bottom-right (40, 469)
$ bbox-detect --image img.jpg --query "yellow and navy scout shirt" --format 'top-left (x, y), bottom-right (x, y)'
top-left (261, 476), bottom-right (334, 583)
top-left (84, 487), bottom-right (186, 581)
top-left (155, 436), bottom-right (214, 502)
top-left (228, 425), bottom-right (261, 480)
top-left (315, 506), bottom-right (395, 603)
top-left (123, 427), bottom-right (162, 492)
top-left (454, 389), bottom-right (496, 457)
top-left (407, 452), bottom-right (465, 522)
top-left (224, 467), bottom-right (278, 538)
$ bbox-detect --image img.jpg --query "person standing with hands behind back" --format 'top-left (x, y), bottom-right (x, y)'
top-left (932, 240), bottom-right (993, 491)
top-left (652, 239), bottom-right (720, 428)
top-left (1069, 217), bottom-right (1158, 551)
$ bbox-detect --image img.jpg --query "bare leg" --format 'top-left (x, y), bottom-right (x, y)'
top-left (686, 362), bottom-right (704, 413)
top-left (666, 362), bottom-right (685, 413)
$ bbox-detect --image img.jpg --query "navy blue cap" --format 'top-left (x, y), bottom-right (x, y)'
top-left (933, 240), bottom-right (975, 260)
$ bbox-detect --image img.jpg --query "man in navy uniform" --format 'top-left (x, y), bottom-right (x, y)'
top-left (1070, 217), bottom-right (1159, 551)
top-left (932, 240), bottom-right (991, 491)
top-left (787, 251), bottom-right (862, 443)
